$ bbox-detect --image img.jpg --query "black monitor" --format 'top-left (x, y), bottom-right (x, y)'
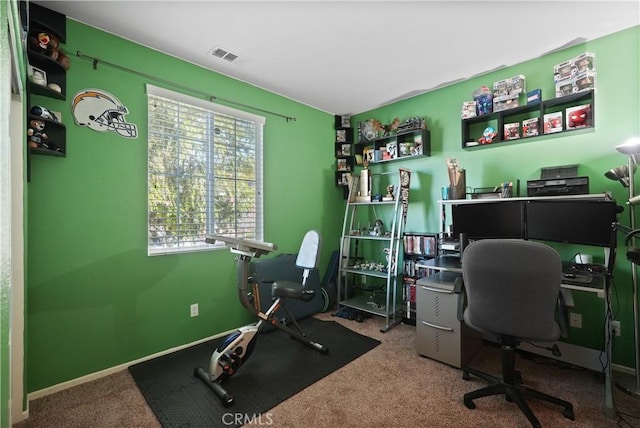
top-left (452, 201), bottom-right (525, 240)
top-left (525, 200), bottom-right (618, 247)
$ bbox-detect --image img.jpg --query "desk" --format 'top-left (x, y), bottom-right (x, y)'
top-left (416, 255), bottom-right (614, 417)
top-left (433, 194), bottom-right (617, 416)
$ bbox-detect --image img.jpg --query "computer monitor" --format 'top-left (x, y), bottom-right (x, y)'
top-left (525, 200), bottom-right (618, 247)
top-left (452, 201), bottom-right (525, 240)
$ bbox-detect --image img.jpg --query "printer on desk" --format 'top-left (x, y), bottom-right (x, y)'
top-left (527, 164), bottom-right (589, 197)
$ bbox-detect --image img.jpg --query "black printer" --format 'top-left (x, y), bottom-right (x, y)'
top-left (527, 164), bottom-right (589, 197)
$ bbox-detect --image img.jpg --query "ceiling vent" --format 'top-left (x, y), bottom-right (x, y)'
top-left (210, 46), bottom-right (239, 63)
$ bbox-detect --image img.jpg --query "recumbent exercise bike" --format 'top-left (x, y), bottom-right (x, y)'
top-left (194, 231), bottom-right (329, 407)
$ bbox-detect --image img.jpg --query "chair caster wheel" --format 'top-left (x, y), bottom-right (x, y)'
top-left (462, 371), bottom-right (470, 381)
top-left (563, 407), bottom-right (575, 420)
top-left (515, 370), bottom-right (523, 384)
top-left (463, 397), bottom-right (475, 409)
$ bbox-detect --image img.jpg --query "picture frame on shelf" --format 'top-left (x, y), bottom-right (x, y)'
top-left (399, 142), bottom-right (412, 157)
top-left (337, 158), bottom-right (350, 172)
top-left (28, 64), bottom-right (47, 86)
top-left (338, 172), bottom-right (351, 186)
top-left (385, 141), bottom-right (397, 160)
top-left (362, 146), bottom-right (374, 164)
top-left (335, 114), bottom-right (351, 129)
top-left (336, 129), bottom-right (347, 143)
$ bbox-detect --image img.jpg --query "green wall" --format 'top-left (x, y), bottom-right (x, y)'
top-left (352, 26), bottom-right (640, 367)
top-left (25, 19), bottom-right (345, 392)
top-left (22, 12), bottom-right (640, 394)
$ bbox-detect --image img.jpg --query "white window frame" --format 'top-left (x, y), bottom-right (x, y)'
top-left (146, 84), bottom-right (265, 256)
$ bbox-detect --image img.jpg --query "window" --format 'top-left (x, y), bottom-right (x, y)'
top-left (146, 85), bottom-right (264, 255)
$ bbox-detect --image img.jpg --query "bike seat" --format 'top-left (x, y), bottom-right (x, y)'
top-left (272, 281), bottom-right (315, 302)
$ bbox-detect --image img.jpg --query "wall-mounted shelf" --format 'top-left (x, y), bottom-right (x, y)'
top-left (334, 115), bottom-right (353, 199)
top-left (25, 2), bottom-right (68, 182)
top-left (355, 128), bottom-right (431, 165)
top-left (27, 50), bottom-right (66, 100)
top-left (28, 114), bottom-right (66, 155)
top-left (462, 90), bottom-right (594, 149)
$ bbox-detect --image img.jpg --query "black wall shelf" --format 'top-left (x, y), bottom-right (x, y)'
top-left (355, 128), bottom-right (431, 165)
top-left (462, 90), bottom-right (595, 149)
top-left (25, 2), bottom-right (68, 181)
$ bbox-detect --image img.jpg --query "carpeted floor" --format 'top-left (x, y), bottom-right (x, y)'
top-left (14, 312), bottom-right (640, 428)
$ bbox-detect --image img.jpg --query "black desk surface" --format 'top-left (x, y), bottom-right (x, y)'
top-left (417, 256), bottom-right (607, 291)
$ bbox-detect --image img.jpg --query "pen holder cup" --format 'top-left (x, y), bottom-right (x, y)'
top-left (449, 172), bottom-right (466, 200)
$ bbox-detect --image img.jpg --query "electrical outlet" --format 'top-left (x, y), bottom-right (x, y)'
top-left (569, 312), bottom-right (582, 328)
top-left (612, 320), bottom-right (621, 336)
top-left (190, 303), bottom-right (199, 317)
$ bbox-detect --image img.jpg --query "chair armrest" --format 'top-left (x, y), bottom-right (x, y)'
top-left (453, 276), bottom-right (464, 294)
top-left (454, 276), bottom-right (465, 322)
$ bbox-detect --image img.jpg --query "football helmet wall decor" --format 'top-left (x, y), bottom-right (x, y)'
top-left (71, 89), bottom-right (138, 138)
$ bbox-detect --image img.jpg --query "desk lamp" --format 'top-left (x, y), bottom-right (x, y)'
top-left (616, 136), bottom-right (640, 398)
top-left (605, 165), bottom-right (632, 187)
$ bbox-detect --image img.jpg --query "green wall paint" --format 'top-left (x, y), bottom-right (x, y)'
top-left (352, 26), bottom-right (640, 367)
top-left (25, 19), bottom-right (344, 392)
top-left (21, 13), bottom-right (640, 393)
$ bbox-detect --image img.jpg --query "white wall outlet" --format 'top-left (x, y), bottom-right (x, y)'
top-left (612, 320), bottom-right (621, 336)
top-left (569, 312), bottom-right (582, 328)
top-left (190, 303), bottom-right (199, 317)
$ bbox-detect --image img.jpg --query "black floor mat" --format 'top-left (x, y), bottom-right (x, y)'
top-left (129, 317), bottom-right (380, 427)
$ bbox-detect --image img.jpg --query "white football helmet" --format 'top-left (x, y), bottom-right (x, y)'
top-left (71, 89), bottom-right (138, 138)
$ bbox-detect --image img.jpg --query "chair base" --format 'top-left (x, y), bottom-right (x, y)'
top-left (462, 349), bottom-right (574, 428)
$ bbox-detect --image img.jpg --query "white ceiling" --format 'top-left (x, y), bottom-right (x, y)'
top-left (35, 0), bottom-right (640, 115)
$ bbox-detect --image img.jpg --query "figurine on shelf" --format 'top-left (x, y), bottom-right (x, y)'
top-left (383, 184), bottom-right (394, 201)
top-left (478, 126), bottom-right (497, 144)
top-left (27, 119), bottom-right (48, 149)
top-left (371, 119), bottom-right (385, 137)
top-left (384, 247), bottom-right (396, 273)
top-left (384, 117), bottom-right (401, 136)
top-left (370, 219), bottom-right (384, 237)
top-left (30, 32), bottom-right (50, 53)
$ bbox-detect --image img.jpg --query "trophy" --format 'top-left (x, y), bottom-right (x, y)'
top-left (355, 161), bottom-right (372, 203)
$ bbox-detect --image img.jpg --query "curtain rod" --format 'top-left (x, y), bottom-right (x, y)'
top-left (75, 51), bottom-right (297, 122)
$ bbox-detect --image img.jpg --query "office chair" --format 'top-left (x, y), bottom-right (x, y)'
top-left (458, 239), bottom-right (574, 428)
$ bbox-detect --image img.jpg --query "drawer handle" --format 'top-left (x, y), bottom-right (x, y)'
top-left (420, 286), bottom-right (453, 294)
top-left (421, 321), bottom-right (453, 331)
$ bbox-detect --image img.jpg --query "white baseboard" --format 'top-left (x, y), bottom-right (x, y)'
top-left (612, 362), bottom-right (636, 376)
top-left (28, 329), bottom-right (233, 401)
top-left (519, 341), bottom-right (635, 375)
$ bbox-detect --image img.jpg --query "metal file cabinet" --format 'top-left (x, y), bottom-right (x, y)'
top-left (416, 271), bottom-right (482, 368)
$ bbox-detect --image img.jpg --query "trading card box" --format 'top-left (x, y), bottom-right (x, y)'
top-left (566, 104), bottom-right (592, 129)
top-left (522, 118), bottom-right (539, 137)
top-left (543, 112), bottom-right (563, 134)
top-left (504, 122), bottom-right (520, 140)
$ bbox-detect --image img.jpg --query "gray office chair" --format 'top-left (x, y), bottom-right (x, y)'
top-left (458, 239), bottom-right (574, 428)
